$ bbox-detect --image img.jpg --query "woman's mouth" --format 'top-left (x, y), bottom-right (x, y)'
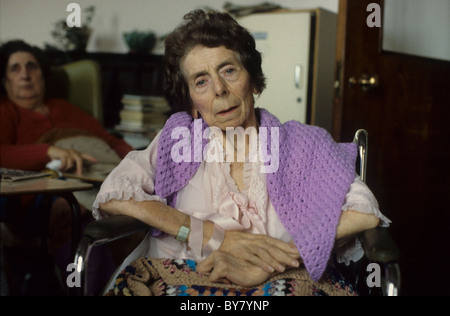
top-left (218, 106), bottom-right (238, 116)
top-left (20, 84), bottom-right (34, 89)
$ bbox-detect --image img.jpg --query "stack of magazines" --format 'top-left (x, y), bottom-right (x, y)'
top-left (115, 94), bottom-right (171, 133)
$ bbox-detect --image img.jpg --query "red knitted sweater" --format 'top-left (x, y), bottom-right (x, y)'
top-left (0, 97), bottom-right (132, 170)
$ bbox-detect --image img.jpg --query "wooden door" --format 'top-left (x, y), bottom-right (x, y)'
top-left (333, 0), bottom-right (450, 295)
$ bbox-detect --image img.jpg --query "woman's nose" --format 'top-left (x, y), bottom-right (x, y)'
top-left (214, 77), bottom-right (228, 97)
top-left (19, 68), bottom-right (31, 79)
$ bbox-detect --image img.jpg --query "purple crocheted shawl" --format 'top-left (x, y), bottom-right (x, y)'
top-left (154, 109), bottom-right (357, 281)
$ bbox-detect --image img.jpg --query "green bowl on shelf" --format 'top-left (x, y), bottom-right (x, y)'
top-left (124, 31), bottom-right (157, 53)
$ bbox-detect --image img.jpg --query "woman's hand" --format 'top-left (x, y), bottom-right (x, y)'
top-left (218, 231), bottom-right (300, 273)
top-left (197, 250), bottom-right (273, 287)
top-left (197, 231), bottom-right (301, 286)
top-left (47, 145), bottom-right (97, 175)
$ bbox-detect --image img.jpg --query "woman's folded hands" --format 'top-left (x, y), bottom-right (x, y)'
top-left (196, 231), bottom-right (301, 287)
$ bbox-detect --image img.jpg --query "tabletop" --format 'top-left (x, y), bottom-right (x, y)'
top-left (0, 177), bottom-right (93, 196)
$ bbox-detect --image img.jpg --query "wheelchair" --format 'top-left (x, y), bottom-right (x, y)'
top-left (73, 130), bottom-right (400, 296)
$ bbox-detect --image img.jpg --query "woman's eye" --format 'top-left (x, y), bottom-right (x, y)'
top-left (225, 68), bottom-right (235, 75)
top-left (26, 62), bottom-right (39, 70)
top-left (222, 67), bottom-right (239, 79)
top-left (9, 65), bottom-right (20, 73)
top-left (196, 79), bottom-right (206, 87)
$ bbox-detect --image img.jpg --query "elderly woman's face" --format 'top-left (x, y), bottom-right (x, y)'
top-left (182, 45), bottom-right (257, 131)
top-left (4, 51), bottom-right (45, 108)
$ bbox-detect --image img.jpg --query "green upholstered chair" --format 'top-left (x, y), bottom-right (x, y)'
top-left (47, 60), bottom-right (103, 124)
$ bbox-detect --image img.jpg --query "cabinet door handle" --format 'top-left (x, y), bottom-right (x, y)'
top-left (295, 64), bottom-right (302, 89)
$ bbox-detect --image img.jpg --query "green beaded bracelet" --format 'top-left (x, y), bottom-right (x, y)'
top-left (176, 225), bottom-right (190, 242)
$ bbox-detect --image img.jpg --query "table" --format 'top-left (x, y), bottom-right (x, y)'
top-left (1, 177), bottom-right (93, 256)
top-left (1, 177), bottom-right (93, 195)
top-left (62, 162), bottom-right (116, 183)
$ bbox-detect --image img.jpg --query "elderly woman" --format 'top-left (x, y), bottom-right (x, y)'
top-left (0, 41), bottom-right (130, 294)
top-left (95, 10), bottom-right (390, 296)
top-left (0, 40), bottom-right (132, 174)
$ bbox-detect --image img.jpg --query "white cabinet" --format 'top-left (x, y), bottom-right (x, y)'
top-left (238, 9), bottom-right (337, 131)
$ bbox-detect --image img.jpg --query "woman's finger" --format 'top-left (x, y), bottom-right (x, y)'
top-left (204, 252), bottom-right (271, 287)
top-left (196, 252), bottom-right (216, 273)
top-left (216, 231), bottom-right (302, 275)
top-left (58, 156), bottom-right (68, 171)
top-left (251, 246), bottom-right (287, 272)
top-left (256, 237), bottom-right (301, 267)
top-left (72, 151), bottom-right (84, 175)
top-left (207, 258), bottom-right (228, 283)
top-left (81, 153), bottom-right (98, 163)
top-left (204, 251), bottom-right (240, 284)
top-left (235, 247), bottom-right (278, 273)
top-left (262, 235), bottom-right (299, 257)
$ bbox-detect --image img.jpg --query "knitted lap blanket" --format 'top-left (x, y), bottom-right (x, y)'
top-left (108, 258), bottom-right (357, 296)
top-left (154, 109), bottom-right (357, 281)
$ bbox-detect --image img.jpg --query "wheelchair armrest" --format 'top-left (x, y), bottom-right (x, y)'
top-left (84, 215), bottom-right (149, 245)
top-left (360, 227), bottom-right (400, 263)
top-left (360, 227), bottom-right (401, 296)
top-left (74, 215), bottom-right (148, 295)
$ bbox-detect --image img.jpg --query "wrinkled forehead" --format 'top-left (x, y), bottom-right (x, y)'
top-left (181, 45), bottom-right (242, 79)
top-left (7, 51), bottom-right (40, 68)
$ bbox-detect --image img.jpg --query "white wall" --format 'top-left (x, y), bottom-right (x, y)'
top-left (383, 0), bottom-right (450, 62)
top-left (0, 0), bottom-right (338, 53)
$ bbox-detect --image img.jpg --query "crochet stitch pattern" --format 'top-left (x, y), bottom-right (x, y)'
top-left (108, 258), bottom-right (357, 296)
top-left (154, 109), bottom-right (357, 281)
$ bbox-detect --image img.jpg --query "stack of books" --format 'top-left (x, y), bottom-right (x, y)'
top-left (115, 94), bottom-right (171, 133)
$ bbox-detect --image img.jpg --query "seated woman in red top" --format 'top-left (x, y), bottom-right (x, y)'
top-left (0, 40), bottom-right (132, 174)
top-left (0, 41), bottom-right (132, 288)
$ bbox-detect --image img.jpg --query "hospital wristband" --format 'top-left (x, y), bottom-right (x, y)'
top-left (203, 223), bottom-right (225, 257)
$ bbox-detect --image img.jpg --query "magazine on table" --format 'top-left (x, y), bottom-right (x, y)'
top-left (0, 168), bottom-right (50, 182)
